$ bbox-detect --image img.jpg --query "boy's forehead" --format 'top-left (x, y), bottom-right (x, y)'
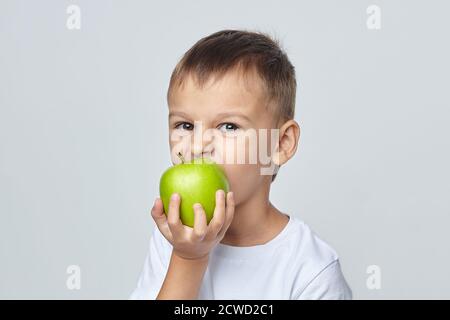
top-left (168, 68), bottom-right (268, 114)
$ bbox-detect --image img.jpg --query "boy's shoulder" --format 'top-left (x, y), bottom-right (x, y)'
top-left (287, 214), bottom-right (340, 266)
top-left (288, 214), bottom-right (339, 261)
top-left (287, 215), bottom-right (350, 297)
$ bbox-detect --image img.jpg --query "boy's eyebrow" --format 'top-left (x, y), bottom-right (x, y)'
top-left (169, 111), bottom-right (191, 119)
top-left (169, 111), bottom-right (252, 122)
top-left (214, 112), bottom-right (252, 122)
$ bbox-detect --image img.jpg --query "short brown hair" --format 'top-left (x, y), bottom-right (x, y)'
top-left (167, 29), bottom-right (297, 181)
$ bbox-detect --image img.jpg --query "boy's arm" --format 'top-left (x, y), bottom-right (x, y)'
top-left (149, 190), bottom-right (234, 300)
top-left (156, 251), bottom-right (209, 300)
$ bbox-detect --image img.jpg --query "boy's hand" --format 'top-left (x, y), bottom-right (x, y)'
top-left (151, 190), bottom-right (235, 260)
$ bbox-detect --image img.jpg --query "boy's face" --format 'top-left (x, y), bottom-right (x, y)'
top-left (167, 69), bottom-right (279, 205)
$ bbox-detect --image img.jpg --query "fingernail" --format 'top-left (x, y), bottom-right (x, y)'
top-left (171, 193), bottom-right (179, 201)
top-left (217, 189), bottom-right (224, 199)
top-left (193, 203), bottom-right (202, 210)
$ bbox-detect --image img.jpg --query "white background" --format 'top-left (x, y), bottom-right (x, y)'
top-left (1, 0), bottom-right (449, 299)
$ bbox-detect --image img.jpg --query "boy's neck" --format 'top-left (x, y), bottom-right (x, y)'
top-left (219, 179), bottom-right (289, 247)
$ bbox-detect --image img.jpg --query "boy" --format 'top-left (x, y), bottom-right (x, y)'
top-left (130, 30), bottom-right (352, 299)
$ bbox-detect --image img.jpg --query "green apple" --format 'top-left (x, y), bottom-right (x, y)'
top-left (159, 153), bottom-right (230, 228)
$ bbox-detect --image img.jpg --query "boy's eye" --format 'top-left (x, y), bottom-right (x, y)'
top-left (218, 123), bottom-right (240, 133)
top-left (174, 122), bottom-right (194, 131)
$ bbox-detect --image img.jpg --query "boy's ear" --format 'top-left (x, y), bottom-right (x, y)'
top-left (271, 119), bottom-right (301, 166)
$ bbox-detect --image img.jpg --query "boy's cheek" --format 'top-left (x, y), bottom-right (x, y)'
top-left (221, 163), bottom-right (263, 202)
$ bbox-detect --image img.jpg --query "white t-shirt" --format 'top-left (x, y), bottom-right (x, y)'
top-left (129, 214), bottom-right (353, 300)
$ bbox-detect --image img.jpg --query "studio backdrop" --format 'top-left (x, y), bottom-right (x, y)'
top-left (1, 0), bottom-right (449, 299)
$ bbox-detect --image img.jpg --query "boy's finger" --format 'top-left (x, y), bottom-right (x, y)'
top-left (218, 191), bottom-right (235, 239)
top-left (192, 203), bottom-right (207, 241)
top-left (151, 198), bottom-right (173, 241)
top-left (167, 193), bottom-right (184, 240)
top-left (207, 189), bottom-right (226, 239)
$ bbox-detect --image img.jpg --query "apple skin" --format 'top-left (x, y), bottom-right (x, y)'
top-left (159, 158), bottom-right (230, 228)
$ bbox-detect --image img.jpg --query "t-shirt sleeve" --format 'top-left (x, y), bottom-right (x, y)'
top-left (293, 259), bottom-right (353, 300)
top-left (129, 227), bottom-right (171, 300)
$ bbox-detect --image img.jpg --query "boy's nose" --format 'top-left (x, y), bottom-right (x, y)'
top-left (191, 140), bottom-right (214, 160)
top-left (191, 126), bottom-right (214, 160)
